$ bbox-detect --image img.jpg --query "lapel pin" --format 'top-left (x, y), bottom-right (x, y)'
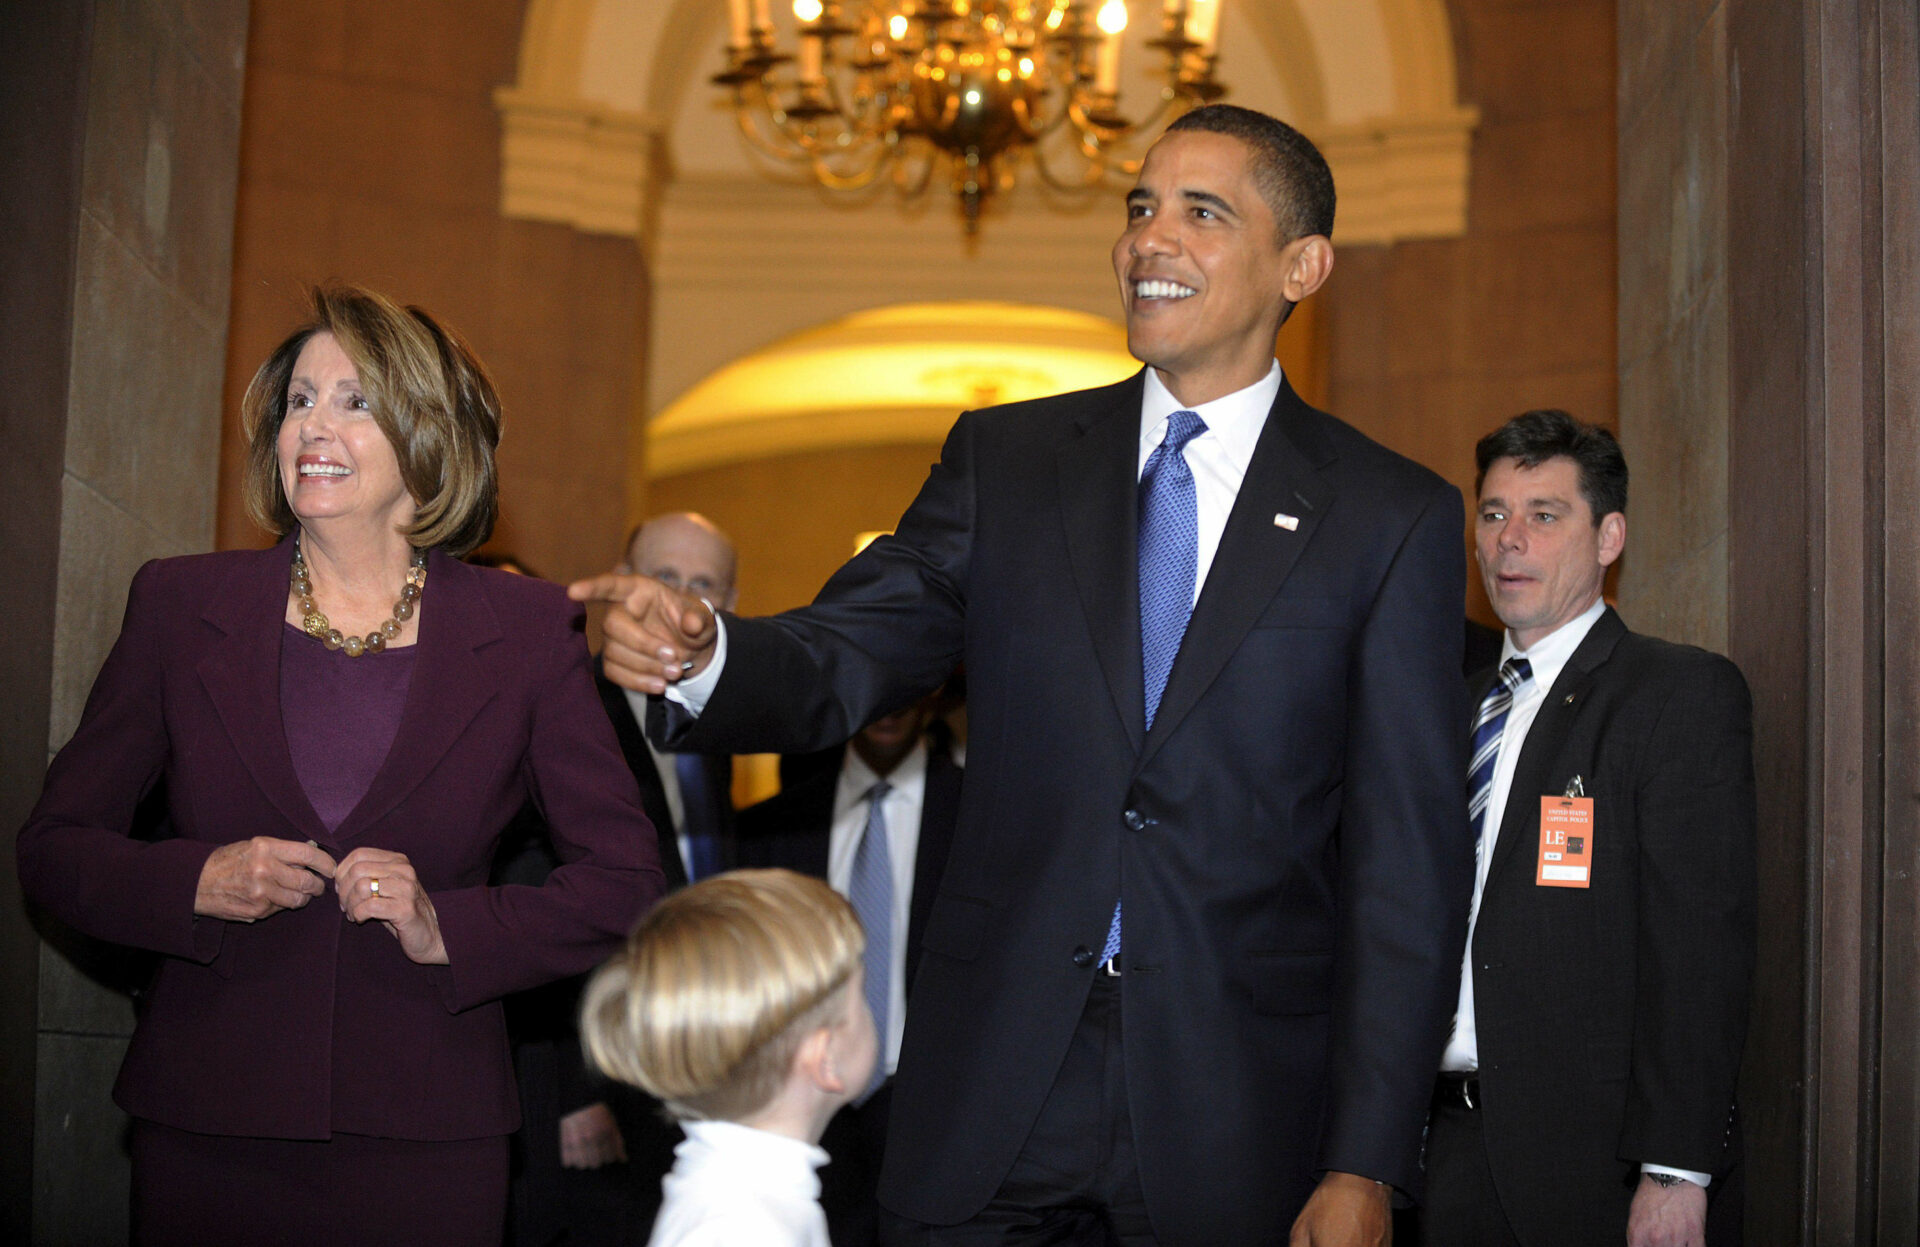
top-left (1273, 513), bottom-right (1299, 531)
top-left (1564, 693), bottom-right (1576, 705)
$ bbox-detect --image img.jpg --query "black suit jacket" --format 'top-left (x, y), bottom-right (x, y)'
top-left (1464, 608), bottom-right (1755, 1246)
top-left (596, 663), bottom-right (733, 890)
top-left (656, 372), bottom-right (1472, 1242)
top-left (735, 743), bottom-right (963, 994)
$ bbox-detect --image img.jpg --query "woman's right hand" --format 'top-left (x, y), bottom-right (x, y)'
top-left (194, 837), bottom-right (337, 921)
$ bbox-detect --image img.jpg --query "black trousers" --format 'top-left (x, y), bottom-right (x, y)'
top-left (881, 973), bottom-right (1158, 1246)
top-left (1418, 1091), bottom-right (1524, 1247)
top-left (1417, 1083), bottom-right (1745, 1247)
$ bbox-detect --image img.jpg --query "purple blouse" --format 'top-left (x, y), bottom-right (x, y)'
top-left (280, 623), bottom-right (417, 831)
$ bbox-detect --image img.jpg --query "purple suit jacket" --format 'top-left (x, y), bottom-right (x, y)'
top-left (17, 540), bottom-right (666, 1141)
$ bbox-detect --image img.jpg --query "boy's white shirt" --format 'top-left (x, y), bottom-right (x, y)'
top-left (648, 1120), bottom-right (831, 1247)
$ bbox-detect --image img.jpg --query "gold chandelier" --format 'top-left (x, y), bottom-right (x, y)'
top-left (714, 1), bottom-right (1227, 232)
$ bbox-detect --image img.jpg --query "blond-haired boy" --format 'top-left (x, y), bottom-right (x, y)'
top-left (583, 868), bottom-right (877, 1247)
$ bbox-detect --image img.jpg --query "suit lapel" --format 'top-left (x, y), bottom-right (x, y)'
top-left (597, 665), bottom-right (689, 889)
top-left (332, 550), bottom-right (503, 843)
top-left (1057, 373), bottom-right (1149, 754)
top-left (907, 747), bottom-right (963, 980)
top-left (1485, 608), bottom-right (1626, 884)
top-left (196, 539), bottom-right (330, 843)
top-left (795, 769), bottom-right (837, 879)
top-left (1139, 378), bottom-right (1334, 768)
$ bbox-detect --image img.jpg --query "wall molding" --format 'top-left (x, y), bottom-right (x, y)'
top-left (492, 86), bottom-right (662, 242)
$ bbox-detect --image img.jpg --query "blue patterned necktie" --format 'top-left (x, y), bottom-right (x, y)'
top-left (1468, 658), bottom-right (1533, 851)
top-left (848, 780), bottom-right (893, 1101)
top-left (674, 753), bottom-right (723, 882)
top-left (1101, 409), bottom-right (1209, 968)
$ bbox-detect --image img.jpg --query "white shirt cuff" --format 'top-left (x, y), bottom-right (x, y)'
top-left (662, 610), bottom-right (727, 717)
top-left (1640, 1163), bottom-right (1711, 1189)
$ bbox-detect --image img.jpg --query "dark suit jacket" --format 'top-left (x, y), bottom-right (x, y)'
top-left (735, 742), bottom-right (963, 996)
top-left (595, 664), bottom-right (734, 891)
top-left (1465, 608), bottom-right (1755, 1246)
top-left (656, 371), bottom-right (1473, 1242)
top-left (16, 542), bottom-right (665, 1141)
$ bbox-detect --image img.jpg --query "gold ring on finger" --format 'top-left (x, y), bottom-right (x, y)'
top-left (369, 877), bottom-right (381, 896)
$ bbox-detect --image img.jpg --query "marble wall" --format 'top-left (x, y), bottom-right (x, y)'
top-left (0, 2), bottom-right (249, 1241)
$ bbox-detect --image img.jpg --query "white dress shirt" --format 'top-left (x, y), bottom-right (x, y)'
top-left (1441, 596), bottom-right (1709, 1188)
top-left (1136, 362), bottom-right (1281, 605)
top-left (827, 741), bottom-right (928, 1078)
top-left (648, 1120), bottom-right (830, 1247)
top-left (669, 364), bottom-right (1285, 714)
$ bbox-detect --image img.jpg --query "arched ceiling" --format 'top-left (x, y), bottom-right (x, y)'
top-left (498, 0), bottom-right (1478, 244)
top-left (649, 302), bottom-right (1138, 476)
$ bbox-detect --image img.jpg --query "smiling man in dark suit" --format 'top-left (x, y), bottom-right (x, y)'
top-left (575, 104), bottom-right (1472, 1246)
top-left (1423, 410), bottom-right (1756, 1247)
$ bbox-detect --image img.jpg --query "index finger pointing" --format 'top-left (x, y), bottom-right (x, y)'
top-left (567, 572), bottom-right (638, 605)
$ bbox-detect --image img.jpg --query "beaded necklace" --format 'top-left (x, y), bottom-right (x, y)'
top-left (291, 533), bottom-right (427, 657)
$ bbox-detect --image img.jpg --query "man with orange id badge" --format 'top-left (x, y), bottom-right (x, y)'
top-left (1536, 780), bottom-right (1592, 888)
top-left (1424, 411), bottom-right (1756, 1247)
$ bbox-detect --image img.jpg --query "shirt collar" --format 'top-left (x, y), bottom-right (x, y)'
top-left (681, 1120), bottom-right (829, 1181)
top-left (1499, 596), bottom-right (1607, 697)
top-left (1138, 361), bottom-right (1281, 475)
top-left (835, 738), bottom-right (929, 819)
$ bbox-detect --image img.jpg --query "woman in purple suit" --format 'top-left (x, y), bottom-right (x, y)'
top-left (17, 286), bottom-right (665, 1246)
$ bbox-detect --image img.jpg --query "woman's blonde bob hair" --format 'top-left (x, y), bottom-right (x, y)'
top-left (581, 869), bottom-right (864, 1123)
top-left (241, 285), bottom-right (501, 556)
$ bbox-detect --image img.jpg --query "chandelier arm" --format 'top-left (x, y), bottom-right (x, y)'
top-left (733, 102), bottom-right (823, 164)
top-left (810, 135), bottom-right (902, 190)
top-left (819, 65), bottom-right (902, 134)
top-left (1026, 89), bottom-right (1080, 141)
top-left (891, 142), bottom-right (939, 199)
top-left (1031, 139), bottom-right (1113, 194)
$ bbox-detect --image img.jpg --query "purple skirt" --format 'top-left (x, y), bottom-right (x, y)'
top-left (130, 1120), bottom-right (508, 1247)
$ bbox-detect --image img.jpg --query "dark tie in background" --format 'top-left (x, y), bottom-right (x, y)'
top-left (1103, 409), bottom-right (1208, 966)
top-left (849, 780), bottom-right (893, 1102)
top-left (674, 752), bottom-right (724, 882)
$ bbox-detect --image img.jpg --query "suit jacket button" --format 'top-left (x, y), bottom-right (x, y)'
top-left (1123, 808), bottom-right (1147, 831)
top-left (1072, 945), bottom-right (1095, 968)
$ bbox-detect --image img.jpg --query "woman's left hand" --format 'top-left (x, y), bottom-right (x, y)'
top-left (335, 848), bottom-right (448, 965)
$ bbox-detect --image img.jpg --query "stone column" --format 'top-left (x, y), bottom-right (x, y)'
top-left (0, 2), bottom-right (247, 1241)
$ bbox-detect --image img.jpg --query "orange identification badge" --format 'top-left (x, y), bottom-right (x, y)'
top-left (1536, 792), bottom-right (1595, 888)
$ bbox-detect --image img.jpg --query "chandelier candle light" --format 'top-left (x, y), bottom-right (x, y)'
top-left (715, 0), bottom-right (1228, 232)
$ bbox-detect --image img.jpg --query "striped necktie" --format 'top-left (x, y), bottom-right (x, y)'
top-left (1469, 657), bottom-right (1533, 844)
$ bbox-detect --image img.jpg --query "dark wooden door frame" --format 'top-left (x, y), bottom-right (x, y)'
top-left (1727, 0), bottom-right (1920, 1239)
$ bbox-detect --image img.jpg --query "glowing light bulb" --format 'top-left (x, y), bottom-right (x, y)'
top-left (889, 14), bottom-right (909, 39)
top-left (793, 0), bottom-right (824, 21)
top-left (1097, 0), bottom-right (1128, 36)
